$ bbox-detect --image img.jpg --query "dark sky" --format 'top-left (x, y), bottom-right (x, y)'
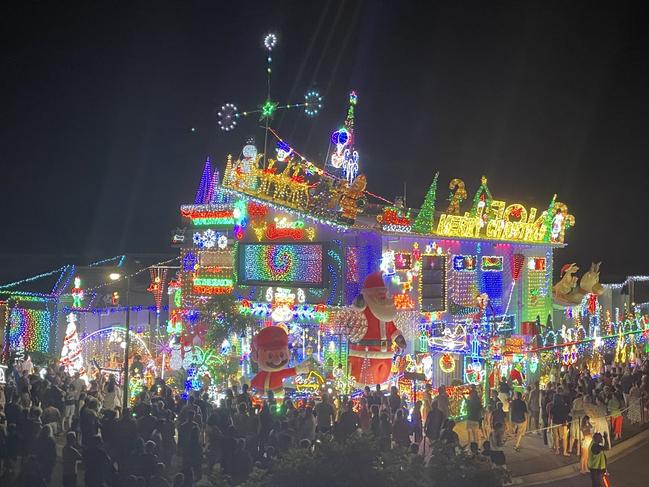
top-left (2, 1), bottom-right (648, 283)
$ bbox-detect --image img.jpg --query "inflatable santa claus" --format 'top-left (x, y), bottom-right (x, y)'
top-left (348, 271), bottom-right (406, 386)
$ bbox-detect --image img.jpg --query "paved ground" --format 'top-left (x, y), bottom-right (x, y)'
top-left (545, 439), bottom-right (649, 487)
top-left (454, 418), bottom-right (648, 478)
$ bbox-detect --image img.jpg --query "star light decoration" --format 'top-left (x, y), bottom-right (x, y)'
top-left (217, 32), bottom-right (323, 134)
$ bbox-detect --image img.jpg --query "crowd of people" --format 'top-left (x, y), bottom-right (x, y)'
top-left (0, 354), bottom-right (648, 486)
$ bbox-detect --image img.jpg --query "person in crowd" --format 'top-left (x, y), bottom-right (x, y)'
top-left (510, 391), bottom-right (528, 451)
top-left (580, 415), bottom-right (593, 474)
top-left (627, 380), bottom-right (643, 423)
top-left (102, 374), bottom-right (122, 412)
top-left (527, 382), bottom-right (540, 432)
top-left (34, 424), bottom-right (57, 482)
top-left (335, 400), bottom-right (359, 442)
top-left (358, 397), bottom-right (370, 432)
top-left (437, 385), bottom-right (450, 419)
top-left (411, 400), bottom-right (423, 444)
top-left (607, 387), bottom-right (623, 441)
top-left (62, 431), bottom-right (82, 487)
top-left (424, 400), bottom-right (444, 442)
top-left (497, 377), bottom-right (511, 432)
top-left (490, 401), bottom-right (506, 448)
top-left (422, 383), bottom-right (433, 422)
top-left (177, 409), bottom-right (202, 482)
top-left (551, 387), bottom-right (571, 456)
top-left (150, 463), bottom-right (170, 487)
top-left (391, 408), bottom-right (411, 447)
top-left (439, 419), bottom-right (459, 447)
top-left (466, 385), bottom-right (483, 445)
top-left (379, 412), bottom-right (392, 450)
top-left (388, 386), bottom-right (401, 416)
top-left (588, 433), bottom-right (607, 487)
top-left (315, 393), bottom-right (335, 435)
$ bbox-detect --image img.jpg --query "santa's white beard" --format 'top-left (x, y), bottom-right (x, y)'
top-left (364, 295), bottom-right (397, 322)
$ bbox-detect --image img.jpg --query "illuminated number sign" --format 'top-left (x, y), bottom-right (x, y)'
top-left (481, 256), bottom-right (503, 272)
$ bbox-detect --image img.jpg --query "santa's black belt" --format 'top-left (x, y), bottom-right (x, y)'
top-left (356, 339), bottom-right (389, 347)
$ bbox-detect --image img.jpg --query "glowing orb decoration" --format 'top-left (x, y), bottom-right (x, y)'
top-left (439, 353), bottom-right (456, 373)
top-left (242, 143), bottom-right (258, 159)
top-left (304, 90), bottom-right (323, 117)
top-left (331, 127), bottom-right (350, 147)
top-left (217, 103), bottom-right (238, 131)
top-left (264, 33), bottom-right (277, 51)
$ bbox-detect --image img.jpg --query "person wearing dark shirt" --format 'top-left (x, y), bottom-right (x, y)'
top-left (466, 387), bottom-right (483, 445)
top-left (34, 424), bottom-right (57, 483)
top-left (490, 402), bottom-right (506, 447)
top-left (482, 440), bottom-right (506, 466)
top-left (439, 419), bottom-right (459, 447)
top-left (236, 384), bottom-right (253, 411)
top-left (424, 400), bottom-right (444, 441)
top-left (388, 386), bottom-right (401, 416)
top-left (510, 392), bottom-right (528, 451)
top-left (83, 434), bottom-right (116, 487)
top-left (391, 408), bottom-right (411, 447)
top-left (551, 390), bottom-right (570, 456)
top-left (336, 401), bottom-right (360, 442)
top-left (177, 410), bottom-right (202, 481)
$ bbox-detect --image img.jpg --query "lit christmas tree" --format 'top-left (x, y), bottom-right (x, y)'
top-left (542, 194), bottom-right (557, 242)
top-left (469, 175), bottom-right (493, 216)
top-left (60, 313), bottom-right (85, 375)
top-left (412, 172), bottom-right (439, 234)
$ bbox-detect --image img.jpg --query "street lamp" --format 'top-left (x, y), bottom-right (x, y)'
top-left (109, 272), bottom-right (131, 412)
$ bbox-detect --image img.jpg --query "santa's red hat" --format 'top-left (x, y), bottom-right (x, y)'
top-left (362, 271), bottom-right (386, 290)
top-left (252, 326), bottom-right (288, 352)
top-left (560, 264), bottom-right (572, 276)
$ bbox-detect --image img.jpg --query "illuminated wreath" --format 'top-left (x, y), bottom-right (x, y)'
top-left (439, 353), bottom-right (456, 373)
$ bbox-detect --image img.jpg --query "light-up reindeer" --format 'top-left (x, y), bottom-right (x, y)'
top-left (553, 262), bottom-right (603, 306)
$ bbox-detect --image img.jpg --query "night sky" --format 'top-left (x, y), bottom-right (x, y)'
top-left (2, 1), bottom-right (648, 283)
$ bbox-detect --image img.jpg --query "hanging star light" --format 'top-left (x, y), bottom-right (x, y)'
top-left (260, 99), bottom-right (279, 121)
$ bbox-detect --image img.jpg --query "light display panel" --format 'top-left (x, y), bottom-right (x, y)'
top-left (481, 256), bottom-right (503, 272)
top-left (482, 272), bottom-right (503, 314)
top-left (8, 307), bottom-right (52, 352)
top-left (452, 255), bottom-right (476, 271)
top-left (420, 254), bottom-right (446, 312)
top-left (239, 243), bottom-right (323, 286)
top-left (524, 257), bottom-right (549, 321)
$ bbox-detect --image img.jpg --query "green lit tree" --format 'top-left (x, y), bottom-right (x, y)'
top-left (470, 175), bottom-right (493, 216)
top-left (542, 193), bottom-right (557, 242)
top-left (204, 293), bottom-right (258, 347)
top-left (412, 172), bottom-right (439, 233)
